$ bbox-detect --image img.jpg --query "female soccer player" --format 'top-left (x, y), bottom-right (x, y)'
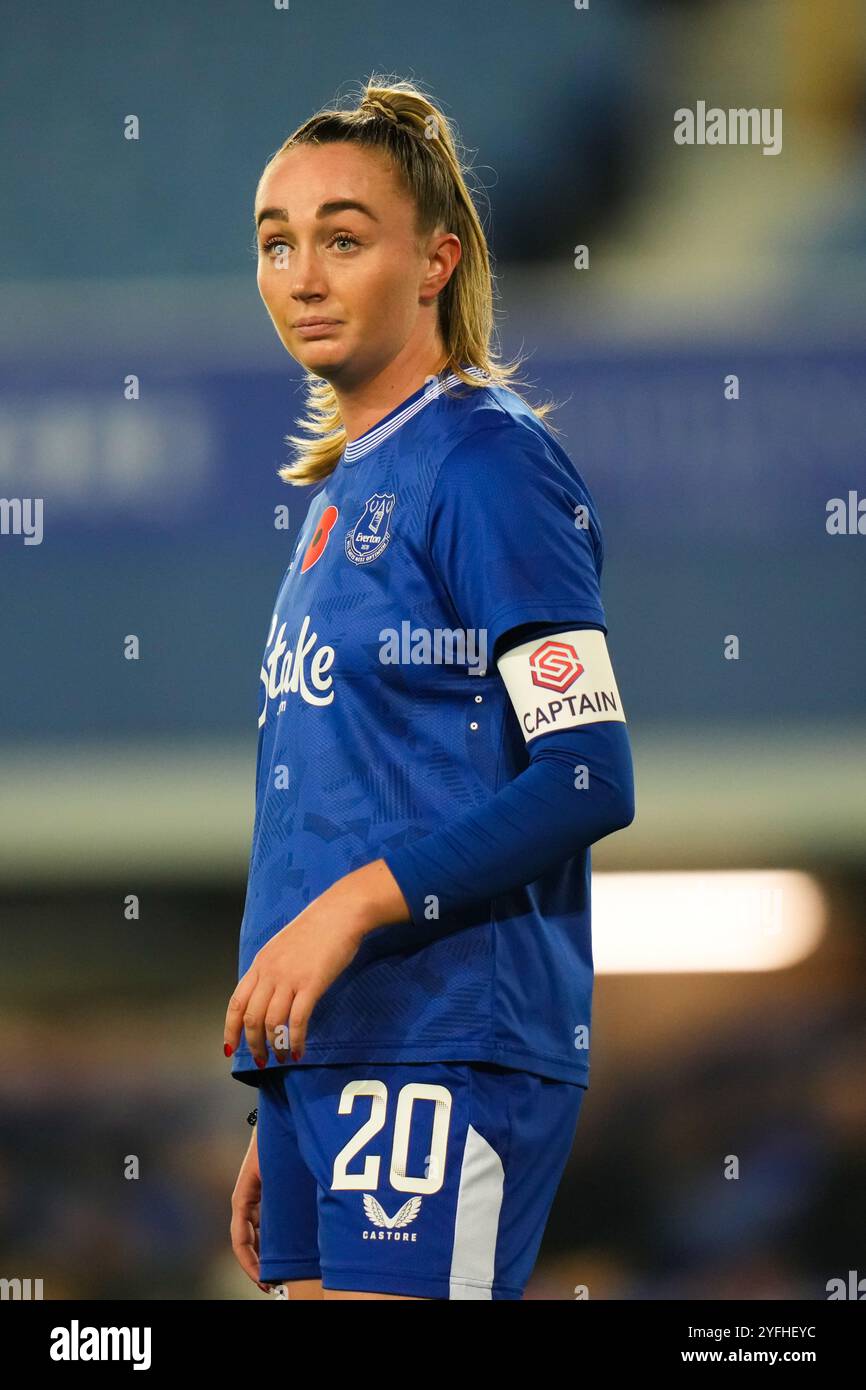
top-left (224, 77), bottom-right (635, 1301)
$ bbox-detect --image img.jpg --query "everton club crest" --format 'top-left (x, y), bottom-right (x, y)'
top-left (345, 492), bottom-right (396, 565)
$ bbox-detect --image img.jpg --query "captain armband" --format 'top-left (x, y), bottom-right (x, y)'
top-left (496, 628), bottom-right (627, 744)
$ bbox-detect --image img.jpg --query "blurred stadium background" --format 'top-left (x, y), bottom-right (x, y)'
top-left (1, 0), bottom-right (865, 1300)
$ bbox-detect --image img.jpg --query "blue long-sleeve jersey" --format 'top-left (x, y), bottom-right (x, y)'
top-left (232, 367), bottom-right (634, 1088)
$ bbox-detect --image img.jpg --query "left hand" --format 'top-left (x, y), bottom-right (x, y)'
top-left (224, 892), bottom-right (366, 1065)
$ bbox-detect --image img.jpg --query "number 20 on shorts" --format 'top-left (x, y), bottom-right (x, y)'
top-left (331, 1080), bottom-right (452, 1194)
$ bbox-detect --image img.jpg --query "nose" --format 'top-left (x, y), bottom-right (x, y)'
top-left (289, 242), bottom-right (327, 303)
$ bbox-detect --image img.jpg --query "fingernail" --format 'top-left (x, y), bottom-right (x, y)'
top-left (224, 1043), bottom-right (233, 1057)
top-left (255, 1055), bottom-right (266, 1069)
top-left (291, 1051), bottom-right (300, 1062)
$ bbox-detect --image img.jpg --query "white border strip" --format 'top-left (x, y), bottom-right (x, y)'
top-left (449, 1122), bottom-right (503, 1300)
top-left (343, 365), bottom-right (489, 461)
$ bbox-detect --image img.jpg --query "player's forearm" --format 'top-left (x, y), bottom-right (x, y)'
top-left (379, 719), bottom-right (634, 930)
top-left (329, 721), bottom-right (633, 939)
top-left (327, 857), bottom-right (413, 938)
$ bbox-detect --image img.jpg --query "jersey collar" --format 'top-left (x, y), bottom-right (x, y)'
top-left (340, 364), bottom-right (489, 466)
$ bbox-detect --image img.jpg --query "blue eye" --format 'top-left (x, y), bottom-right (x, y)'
top-left (261, 231), bottom-right (360, 256)
top-left (328, 232), bottom-right (360, 251)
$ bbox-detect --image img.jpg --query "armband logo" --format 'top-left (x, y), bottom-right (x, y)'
top-left (497, 628), bottom-right (627, 742)
top-left (530, 640), bottom-right (584, 693)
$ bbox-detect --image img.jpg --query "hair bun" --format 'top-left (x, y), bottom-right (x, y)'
top-left (363, 96), bottom-right (401, 126)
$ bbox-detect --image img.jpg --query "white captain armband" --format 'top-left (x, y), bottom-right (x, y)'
top-left (496, 628), bottom-right (627, 743)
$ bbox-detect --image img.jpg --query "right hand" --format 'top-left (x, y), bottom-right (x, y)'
top-left (230, 1127), bottom-right (273, 1294)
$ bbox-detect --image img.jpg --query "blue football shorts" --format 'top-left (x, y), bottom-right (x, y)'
top-left (256, 1059), bottom-right (586, 1300)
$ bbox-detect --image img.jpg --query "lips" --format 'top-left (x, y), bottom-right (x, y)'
top-left (294, 318), bottom-right (343, 341)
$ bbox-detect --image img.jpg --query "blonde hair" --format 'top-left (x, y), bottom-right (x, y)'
top-left (260, 75), bottom-right (561, 486)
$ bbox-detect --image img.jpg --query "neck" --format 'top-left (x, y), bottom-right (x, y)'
top-left (336, 347), bottom-right (450, 444)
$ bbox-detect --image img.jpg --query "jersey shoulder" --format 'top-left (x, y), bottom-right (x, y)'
top-left (435, 382), bottom-right (596, 497)
top-left (429, 383), bottom-right (604, 561)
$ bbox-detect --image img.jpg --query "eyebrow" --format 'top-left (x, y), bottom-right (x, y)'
top-left (255, 199), bottom-right (380, 230)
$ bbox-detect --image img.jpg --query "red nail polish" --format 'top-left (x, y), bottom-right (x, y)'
top-left (224, 1043), bottom-right (233, 1057)
top-left (291, 1051), bottom-right (300, 1061)
top-left (255, 1055), bottom-right (267, 1069)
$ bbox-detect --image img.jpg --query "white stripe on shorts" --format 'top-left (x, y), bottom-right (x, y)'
top-left (449, 1122), bottom-right (505, 1300)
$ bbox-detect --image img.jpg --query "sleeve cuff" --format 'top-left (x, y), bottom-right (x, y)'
top-left (381, 845), bottom-right (432, 930)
